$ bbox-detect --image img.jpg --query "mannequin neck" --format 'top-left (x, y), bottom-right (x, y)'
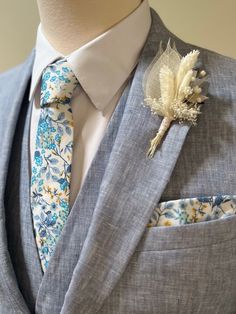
top-left (37, 0), bottom-right (142, 55)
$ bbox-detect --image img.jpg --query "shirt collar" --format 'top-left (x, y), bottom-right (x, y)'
top-left (29, 0), bottom-right (151, 111)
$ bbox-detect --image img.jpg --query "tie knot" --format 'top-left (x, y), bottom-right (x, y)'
top-left (40, 59), bottom-right (78, 107)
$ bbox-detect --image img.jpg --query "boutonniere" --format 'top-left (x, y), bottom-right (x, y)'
top-left (143, 40), bottom-right (209, 158)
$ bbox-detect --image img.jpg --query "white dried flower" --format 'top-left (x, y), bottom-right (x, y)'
top-left (200, 70), bottom-right (206, 77)
top-left (143, 41), bottom-right (208, 158)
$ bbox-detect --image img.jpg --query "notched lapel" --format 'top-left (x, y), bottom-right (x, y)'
top-left (61, 10), bottom-right (193, 314)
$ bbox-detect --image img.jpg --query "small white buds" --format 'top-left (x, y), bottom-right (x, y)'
top-left (200, 70), bottom-right (206, 77)
top-left (193, 86), bottom-right (202, 94)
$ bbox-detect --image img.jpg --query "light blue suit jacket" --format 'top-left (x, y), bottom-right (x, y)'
top-left (0, 7), bottom-right (236, 314)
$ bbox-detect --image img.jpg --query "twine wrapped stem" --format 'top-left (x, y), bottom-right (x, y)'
top-left (146, 116), bottom-right (173, 158)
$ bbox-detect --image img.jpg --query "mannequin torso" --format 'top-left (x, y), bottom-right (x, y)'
top-left (37, 0), bottom-right (142, 54)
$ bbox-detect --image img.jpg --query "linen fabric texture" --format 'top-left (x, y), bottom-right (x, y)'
top-left (0, 7), bottom-right (236, 314)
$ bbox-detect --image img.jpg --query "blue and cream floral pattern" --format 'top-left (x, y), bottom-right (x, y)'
top-left (30, 59), bottom-right (78, 272)
top-left (148, 194), bottom-right (236, 227)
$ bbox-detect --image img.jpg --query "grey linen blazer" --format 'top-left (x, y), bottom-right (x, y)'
top-left (0, 7), bottom-right (236, 314)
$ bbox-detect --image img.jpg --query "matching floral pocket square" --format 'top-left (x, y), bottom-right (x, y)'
top-left (147, 194), bottom-right (236, 228)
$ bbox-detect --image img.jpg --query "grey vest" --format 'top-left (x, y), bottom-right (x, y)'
top-left (0, 8), bottom-right (236, 314)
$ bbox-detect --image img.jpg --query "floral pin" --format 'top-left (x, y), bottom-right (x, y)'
top-left (142, 40), bottom-right (208, 158)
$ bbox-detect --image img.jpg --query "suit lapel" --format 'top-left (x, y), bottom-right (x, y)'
top-left (60, 9), bottom-right (193, 314)
top-left (0, 51), bottom-right (35, 313)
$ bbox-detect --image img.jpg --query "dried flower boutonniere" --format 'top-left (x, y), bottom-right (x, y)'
top-left (143, 40), bottom-right (208, 158)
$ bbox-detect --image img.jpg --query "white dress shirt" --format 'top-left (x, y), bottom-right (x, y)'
top-left (29, 0), bottom-right (151, 206)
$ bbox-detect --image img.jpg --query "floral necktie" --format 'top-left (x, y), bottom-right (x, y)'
top-left (30, 59), bottom-right (78, 272)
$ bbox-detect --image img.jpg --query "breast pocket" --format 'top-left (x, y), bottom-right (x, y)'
top-left (140, 193), bottom-right (236, 251)
top-left (124, 211), bottom-right (236, 314)
top-left (102, 198), bottom-right (236, 313)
